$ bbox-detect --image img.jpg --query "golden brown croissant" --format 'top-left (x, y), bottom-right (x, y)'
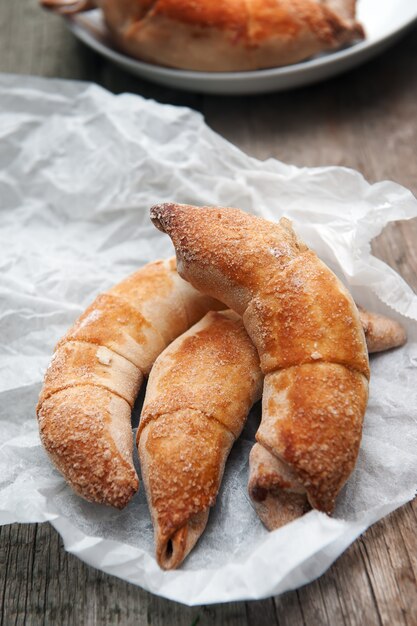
top-left (137, 310), bottom-right (262, 569)
top-left (248, 303), bottom-right (407, 530)
top-left (37, 258), bottom-right (221, 509)
top-left (40, 0), bottom-right (364, 72)
top-left (245, 304), bottom-right (406, 531)
top-left (151, 203), bottom-right (370, 526)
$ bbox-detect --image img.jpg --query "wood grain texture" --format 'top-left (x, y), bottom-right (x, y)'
top-left (1, 1), bottom-right (416, 623)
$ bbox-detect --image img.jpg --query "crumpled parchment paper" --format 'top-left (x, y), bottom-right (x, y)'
top-left (0, 73), bottom-right (416, 606)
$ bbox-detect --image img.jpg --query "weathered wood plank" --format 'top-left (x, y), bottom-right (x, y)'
top-left (246, 598), bottom-right (278, 626)
top-left (273, 591), bottom-right (306, 626)
top-left (0, 0), bottom-right (100, 80)
top-left (359, 508), bottom-right (417, 626)
top-left (203, 30), bottom-right (417, 194)
top-left (0, 522), bottom-right (252, 626)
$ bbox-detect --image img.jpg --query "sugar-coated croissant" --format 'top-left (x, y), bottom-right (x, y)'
top-left (150, 203), bottom-right (370, 526)
top-left (248, 305), bottom-right (407, 530)
top-left (137, 310), bottom-right (262, 569)
top-left (37, 258), bottom-right (221, 509)
top-left (40, 0), bottom-right (364, 72)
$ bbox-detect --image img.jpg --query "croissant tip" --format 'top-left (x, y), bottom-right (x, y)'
top-left (251, 489), bottom-right (311, 531)
top-left (156, 526), bottom-right (188, 570)
top-left (84, 470), bottom-right (139, 509)
top-left (150, 203), bottom-right (178, 233)
top-left (115, 478), bottom-right (140, 509)
top-left (248, 477), bottom-right (268, 503)
top-left (154, 510), bottom-right (209, 570)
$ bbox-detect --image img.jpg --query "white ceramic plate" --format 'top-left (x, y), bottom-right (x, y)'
top-left (67, 1), bottom-right (417, 95)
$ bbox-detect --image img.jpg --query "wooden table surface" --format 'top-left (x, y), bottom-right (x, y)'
top-left (1, 2), bottom-right (417, 624)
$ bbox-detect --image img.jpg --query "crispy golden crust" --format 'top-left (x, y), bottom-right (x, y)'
top-left (37, 258), bottom-right (222, 509)
top-left (139, 409), bottom-right (234, 567)
top-left (140, 310), bottom-right (262, 438)
top-left (150, 203), bottom-right (370, 521)
top-left (138, 311), bottom-right (262, 569)
top-left (57, 293), bottom-right (165, 375)
top-left (38, 341), bottom-right (143, 408)
top-left (38, 386), bottom-right (138, 509)
top-left (249, 304), bottom-right (406, 528)
top-left (260, 364), bottom-right (368, 513)
top-left (151, 0), bottom-right (248, 29)
top-left (151, 206), bottom-right (304, 316)
top-left (108, 258), bottom-right (187, 346)
top-left (42, 0), bottom-right (363, 71)
top-left (244, 251), bottom-right (369, 375)
top-left (151, 204), bottom-right (370, 374)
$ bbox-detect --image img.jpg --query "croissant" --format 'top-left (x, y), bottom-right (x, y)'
top-left (138, 310), bottom-right (262, 569)
top-left (37, 258), bottom-right (221, 509)
top-left (249, 304), bottom-right (407, 530)
top-left (151, 203), bottom-right (370, 527)
top-left (358, 306), bottom-right (406, 354)
top-left (40, 0), bottom-right (364, 72)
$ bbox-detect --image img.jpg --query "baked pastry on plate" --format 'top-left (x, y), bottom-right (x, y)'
top-left (40, 0), bottom-right (365, 71)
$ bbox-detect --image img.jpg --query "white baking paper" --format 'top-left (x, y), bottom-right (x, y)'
top-left (0, 73), bottom-right (416, 606)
